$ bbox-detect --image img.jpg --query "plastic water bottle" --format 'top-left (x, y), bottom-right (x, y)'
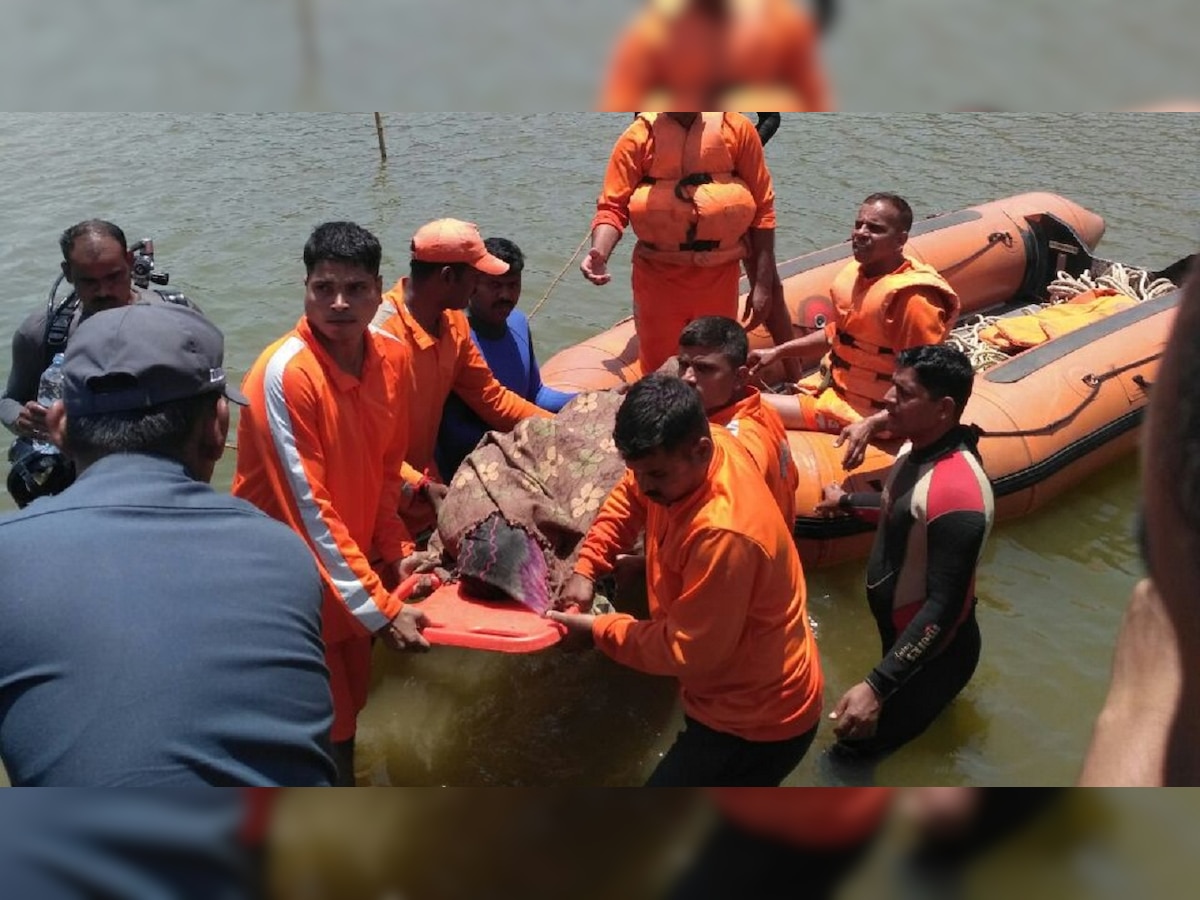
top-left (31, 352), bottom-right (66, 455)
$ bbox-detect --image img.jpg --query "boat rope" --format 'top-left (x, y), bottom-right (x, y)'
top-left (976, 350), bottom-right (1163, 439)
top-left (528, 231), bottom-right (592, 321)
top-left (937, 230), bottom-right (1014, 274)
top-left (1045, 263), bottom-right (1176, 304)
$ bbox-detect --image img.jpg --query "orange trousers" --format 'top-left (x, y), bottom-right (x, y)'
top-left (632, 255), bottom-right (742, 375)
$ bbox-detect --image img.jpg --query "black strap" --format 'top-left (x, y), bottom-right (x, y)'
top-left (641, 239), bottom-right (722, 253)
top-left (835, 329), bottom-right (895, 355)
top-left (673, 171), bottom-right (713, 201)
top-left (637, 172), bottom-right (717, 199)
top-left (828, 350), bottom-right (892, 382)
top-left (43, 294), bottom-right (81, 369)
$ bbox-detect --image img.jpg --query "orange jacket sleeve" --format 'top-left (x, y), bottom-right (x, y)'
top-left (268, 365), bottom-right (402, 631)
top-left (574, 470), bottom-right (648, 580)
top-left (888, 287), bottom-right (956, 350)
top-left (452, 320), bottom-right (553, 430)
top-left (728, 420), bottom-right (772, 477)
top-left (592, 528), bottom-right (760, 677)
top-left (727, 115), bottom-right (777, 230)
top-left (591, 118), bottom-right (652, 235)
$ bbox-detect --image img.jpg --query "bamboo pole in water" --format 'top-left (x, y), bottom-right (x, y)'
top-left (297, 0), bottom-right (318, 105)
top-left (374, 113), bottom-right (388, 161)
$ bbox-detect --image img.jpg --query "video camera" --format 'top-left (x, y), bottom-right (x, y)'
top-left (130, 238), bottom-right (171, 289)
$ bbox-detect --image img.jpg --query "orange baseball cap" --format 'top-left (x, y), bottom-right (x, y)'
top-left (410, 219), bottom-right (509, 275)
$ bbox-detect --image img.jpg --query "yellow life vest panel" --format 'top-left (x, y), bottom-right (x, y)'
top-left (628, 112), bottom-right (759, 267)
top-left (821, 256), bottom-right (960, 412)
top-left (977, 287), bottom-right (1136, 352)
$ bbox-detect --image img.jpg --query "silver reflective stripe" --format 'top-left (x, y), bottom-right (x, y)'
top-left (262, 337), bottom-right (389, 633)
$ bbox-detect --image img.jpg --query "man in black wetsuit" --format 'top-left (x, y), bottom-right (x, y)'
top-left (818, 343), bottom-right (993, 756)
top-left (2, 219), bottom-right (198, 506)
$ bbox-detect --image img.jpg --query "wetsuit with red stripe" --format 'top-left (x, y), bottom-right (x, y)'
top-left (840, 424), bottom-right (993, 755)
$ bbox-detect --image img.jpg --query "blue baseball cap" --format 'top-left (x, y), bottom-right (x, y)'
top-left (63, 303), bottom-right (248, 417)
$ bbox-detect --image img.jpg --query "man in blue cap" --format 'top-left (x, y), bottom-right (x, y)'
top-left (0, 302), bottom-right (335, 787)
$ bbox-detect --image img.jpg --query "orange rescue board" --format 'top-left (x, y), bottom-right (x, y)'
top-left (408, 581), bottom-right (567, 653)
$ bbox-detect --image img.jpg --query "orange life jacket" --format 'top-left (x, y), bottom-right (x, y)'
top-left (978, 287), bottom-right (1136, 352)
top-left (628, 112), bottom-right (758, 267)
top-left (823, 256), bottom-right (959, 411)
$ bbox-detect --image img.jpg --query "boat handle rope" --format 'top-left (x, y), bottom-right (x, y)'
top-left (977, 351), bottom-right (1160, 439)
top-left (938, 230), bottom-right (1014, 273)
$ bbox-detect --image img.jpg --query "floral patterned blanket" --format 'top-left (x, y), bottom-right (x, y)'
top-left (432, 391), bottom-right (628, 607)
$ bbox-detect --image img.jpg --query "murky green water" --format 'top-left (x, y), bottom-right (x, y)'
top-left (1, 113), bottom-right (1196, 785)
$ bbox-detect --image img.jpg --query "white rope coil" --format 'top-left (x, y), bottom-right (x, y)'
top-left (948, 263), bottom-right (1177, 373)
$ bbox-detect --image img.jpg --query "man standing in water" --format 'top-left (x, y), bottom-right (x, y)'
top-left (2, 220), bottom-right (198, 505)
top-left (819, 344), bottom-right (991, 757)
top-left (234, 221), bottom-right (437, 786)
top-left (550, 374), bottom-right (823, 786)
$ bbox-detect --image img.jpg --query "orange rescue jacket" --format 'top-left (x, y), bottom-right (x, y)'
top-left (233, 317), bottom-right (416, 646)
top-left (824, 256), bottom-right (959, 411)
top-left (374, 279), bottom-right (552, 486)
top-left (577, 428), bottom-right (823, 742)
top-left (709, 387), bottom-right (797, 525)
top-left (627, 112), bottom-right (758, 267)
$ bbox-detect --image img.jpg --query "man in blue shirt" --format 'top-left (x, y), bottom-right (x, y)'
top-left (435, 237), bottom-right (575, 477)
top-left (0, 303), bottom-right (335, 787)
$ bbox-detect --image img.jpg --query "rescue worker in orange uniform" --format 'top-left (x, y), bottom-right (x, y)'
top-left (548, 374), bottom-right (823, 786)
top-left (598, 0), bottom-right (834, 113)
top-left (233, 222), bottom-right (438, 786)
top-left (671, 788), bottom-right (893, 900)
top-left (373, 219), bottom-right (553, 540)
top-left (751, 192), bottom-right (960, 434)
top-left (582, 111), bottom-right (798, 379)
top-left (677, 314), bottom-right (797, 524)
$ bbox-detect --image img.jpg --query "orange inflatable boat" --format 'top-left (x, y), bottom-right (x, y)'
top-left (542, 192), bottom-right (1107, 390)
top-left (542, 193), bottom-right (1193, 567)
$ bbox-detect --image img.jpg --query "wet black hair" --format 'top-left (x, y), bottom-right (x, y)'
top-left (862, 192), bottom-right (914, 233)
top-left (613, 374), bottom-right (710, 461)
top-left (59, 220), bottom-right (128, 263)
top-left (678, 316), bottom-right (750, 367)
top-left (64, 393), bottom-right (221, 461)
top-left (483, 237), bottom-right (524, 275)
top-left (303, 221), bottom-right (382, 277)
top-left (896, 344), bottom-right (975, 414)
